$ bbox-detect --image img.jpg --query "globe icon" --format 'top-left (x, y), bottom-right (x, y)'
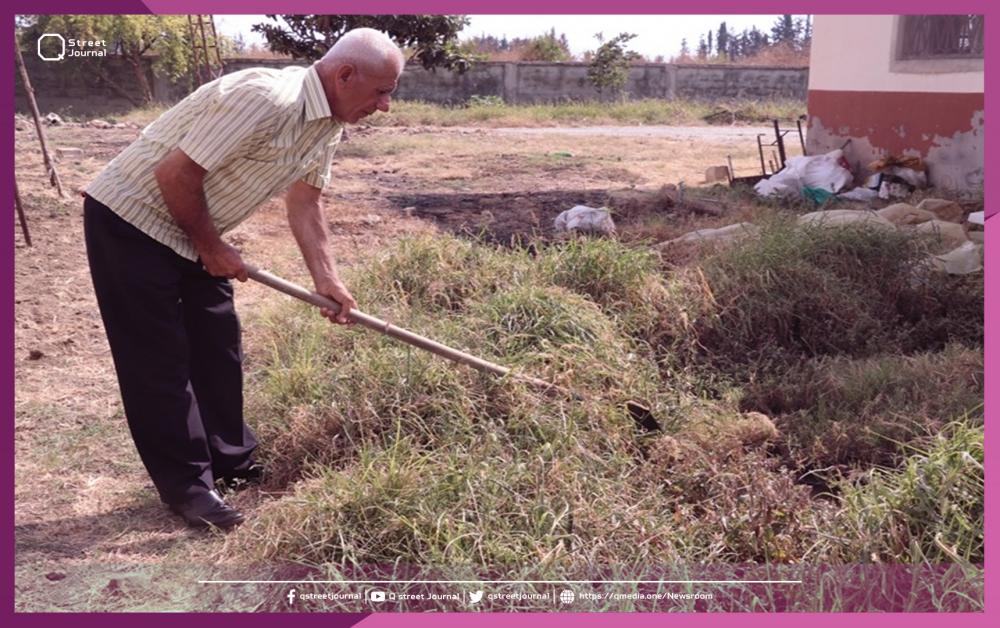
top-left (559, 589), bottom-right (575, 604)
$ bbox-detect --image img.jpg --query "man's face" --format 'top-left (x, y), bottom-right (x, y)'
top-left (332, 63), bottom-right (400, 124)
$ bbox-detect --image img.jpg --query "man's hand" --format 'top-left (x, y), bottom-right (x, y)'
top-left (198, 242), bottom-right (248, 282)
top-left (316, 278), bottom-right (357, 325)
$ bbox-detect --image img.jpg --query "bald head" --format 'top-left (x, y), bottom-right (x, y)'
top-left (318, 28), bottom-right (405, 77)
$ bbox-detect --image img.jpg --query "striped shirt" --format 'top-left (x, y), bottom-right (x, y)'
top-left (86, 64), bottom-right (343, 261)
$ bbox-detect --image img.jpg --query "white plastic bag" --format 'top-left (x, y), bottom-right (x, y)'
top-left (554, 205), bottom-right (616, 235)
top-left (755, 149), bottom-right (853, 198)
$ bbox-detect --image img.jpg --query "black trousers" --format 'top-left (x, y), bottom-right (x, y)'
top-left (83, 195), bottom-right (257, 504)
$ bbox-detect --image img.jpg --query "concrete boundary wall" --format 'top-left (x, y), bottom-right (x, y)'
top-left (16, 56), bottom-right (808, 115)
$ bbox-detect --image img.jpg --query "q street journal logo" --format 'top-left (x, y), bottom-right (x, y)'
top-left (37, 33), bottom-right (108, 61)
top-left (37, 34), bottom-right (65, 61)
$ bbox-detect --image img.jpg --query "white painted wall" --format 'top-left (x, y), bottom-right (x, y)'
top-left (809, 15), bottom-right (983, 93)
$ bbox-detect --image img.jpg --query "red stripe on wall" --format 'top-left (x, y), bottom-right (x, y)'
top-left (807, 89), bottom-right (983, 154)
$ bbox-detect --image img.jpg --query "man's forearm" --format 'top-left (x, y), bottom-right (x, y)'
top-left (287, 196), bottom-right (339, 286)
top-left (157, 169), bottom-right (225, 255)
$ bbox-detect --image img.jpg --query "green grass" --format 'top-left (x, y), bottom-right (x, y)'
top-left (365, 98), bottom-right (806, 127)
top-left (824, 421), bottom-right (984, 564)
top-left (84, 96), bottom-right (805, 129)
top-left (227, 230), bottom-right (981, 610)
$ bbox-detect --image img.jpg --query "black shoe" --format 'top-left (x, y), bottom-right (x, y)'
top-left (168, 489), bottom-right (245, 529)
top-left (216, 463), bottom-right (265, 493)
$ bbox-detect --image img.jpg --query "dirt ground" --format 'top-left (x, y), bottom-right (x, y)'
top-left (13, 118), bottom-right (780, 611)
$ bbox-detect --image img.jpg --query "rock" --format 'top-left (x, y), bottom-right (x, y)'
top-left (45, 572), bottom-right (66, 582)
top-left (916, 198), bottom-right (963, 223)
top-left (360, 213), bottom-right (382, 226)
top-left (655, 222), bottom-right (760, 250)
top-left (703, 165), bottom-right (731, 183)
top-left (28, 349), bottom-right (44, 360)
top-left (911, 219), bottom-right (969, 253)
top-left (104, 579), bottom-right (122, 596)
top-left (797, 209), bottom-right (896, 231)
top-left (734, 412), bottom-right (779, 447)
top-left (876, 203), bottom-right (937, 226)
top-left (88, 119), bottom-right (113, 129)
top-left (648, 435), bottom-right (683, 466)
top-left (967, 231), bottom-right (984, 245)
top-left (44, 113), bottom-right (63, 126)
top-left (930, 241), bottom-right (982, 275)
top-left (55, 147), bottom-right (84, 161)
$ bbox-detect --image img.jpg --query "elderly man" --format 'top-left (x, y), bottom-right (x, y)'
top-left (83, 28), bottom-right (404, 529)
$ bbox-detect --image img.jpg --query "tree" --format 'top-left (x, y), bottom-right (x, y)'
top-left (252, 15), bottom-right (473, 72)
top-left (679, 37), bottom-right (690, 59)
top-left (697, 35), bottom-right (707, 59)
top-left (587, 32), bottom-right (640, 98)
top-left (771, 14), bottom-right (797, 46)
top-left (521, 28), bottom-right (572, 62)
top-left (717, 22), bottom-right (729, 60)
top-left (19, 15), bottom-right (195, 106)
top-left (796, 15), bottom-right (813, 48)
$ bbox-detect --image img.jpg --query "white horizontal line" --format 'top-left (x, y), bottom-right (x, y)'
top-left (199, 580), bottom-right (802, 585)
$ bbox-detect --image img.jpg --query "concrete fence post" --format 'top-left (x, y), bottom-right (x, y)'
top-left (502, 63), bottom-right (518, 104)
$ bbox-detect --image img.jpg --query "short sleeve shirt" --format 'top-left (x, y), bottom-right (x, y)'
top-left (86, 64), bottom-right (343, 261)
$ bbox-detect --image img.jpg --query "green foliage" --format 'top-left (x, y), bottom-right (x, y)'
top-left (252, 15), bottom-right (473, 72)
top-left (521, 28), bottom-right (572, 62)
top-left (466, 94), bottom-right (504, 107)
top-left (827, 422), bottom-right (984, 563)
top-left (587, 32), bottom-right (640, 96)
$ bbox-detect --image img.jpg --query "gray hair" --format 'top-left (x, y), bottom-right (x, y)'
top-left (319, 28), bottom-right (405, 75)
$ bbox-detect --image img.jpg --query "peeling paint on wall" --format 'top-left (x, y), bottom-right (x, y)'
top-left (806, 90), bottom-right (984, 191)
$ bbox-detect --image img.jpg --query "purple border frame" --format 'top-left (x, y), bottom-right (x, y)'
top-left (5, 0), bottom-right (993, 626)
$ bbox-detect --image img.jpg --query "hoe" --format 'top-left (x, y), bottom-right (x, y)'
top-left (247, 265), bottom-right (661, 433)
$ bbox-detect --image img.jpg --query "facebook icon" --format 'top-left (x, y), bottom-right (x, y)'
top-left (286, 588), bottom-right (297, 605)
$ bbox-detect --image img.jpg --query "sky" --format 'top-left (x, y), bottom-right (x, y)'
top-left (215, 14), bottom-right (801, 61)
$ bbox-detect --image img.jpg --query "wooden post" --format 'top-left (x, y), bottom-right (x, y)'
top-left (13, 38), bottom-right (65, 198)
top-left (14, 179), bottom-right (32, 247)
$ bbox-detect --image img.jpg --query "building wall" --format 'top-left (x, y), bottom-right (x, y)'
top-left (806, 15), bottom-right (984, 190)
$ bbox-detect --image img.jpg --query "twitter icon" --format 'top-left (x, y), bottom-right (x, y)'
top-left (469, 590), bottom-right (484, 604)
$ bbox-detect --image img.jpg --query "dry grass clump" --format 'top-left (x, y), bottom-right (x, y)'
top-left (655, 219), bottom-right (983, 374)
top-left (740, 345), bottom-right (983, 470)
